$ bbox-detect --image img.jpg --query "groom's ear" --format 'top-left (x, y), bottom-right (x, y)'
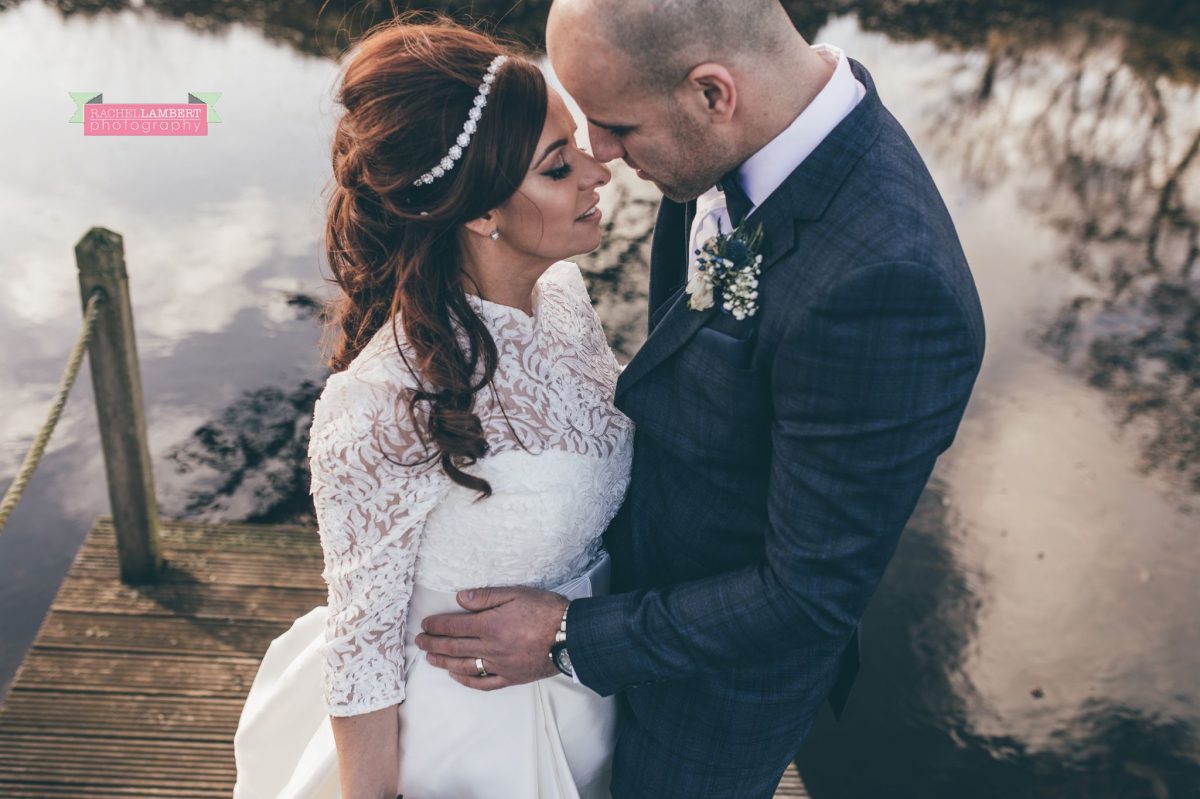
top-left (682, 63), bottom-right (737, 124)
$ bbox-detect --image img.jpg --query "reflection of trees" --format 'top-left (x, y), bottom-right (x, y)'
top-left (1025, 36), bottom-right (1198, 495)
top-left (1035, 52), bottom-right (1198, 492)
top-left (13, 0), bottom-right (1197, 82)
top-left (917, 22), bottom-right (1200, 493)
top-left (26, 0), bottom-right (553, 58)
top-left (837, 0), bottom-right (1198, 85)
top-left (799, 480), bottom-right (1200, 797)
top-left (927, 702), bottom-right (1200, 797)
top-left (576, 179), bottom-right (657, 362)
top-left (163, 381), bottom-right (323, 524)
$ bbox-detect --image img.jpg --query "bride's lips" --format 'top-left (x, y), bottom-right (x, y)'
top-left (575, 198), bottom-right (602, 224)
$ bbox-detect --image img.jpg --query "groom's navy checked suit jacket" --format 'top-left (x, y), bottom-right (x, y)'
top-left (567, 59), bottom-right (985, 798)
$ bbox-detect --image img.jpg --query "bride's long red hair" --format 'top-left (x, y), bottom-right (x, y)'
top-left (321, 16), bottom-right (547, 495)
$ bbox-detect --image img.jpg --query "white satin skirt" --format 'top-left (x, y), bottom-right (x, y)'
top-left (232, 555), bottom-right (616, 799)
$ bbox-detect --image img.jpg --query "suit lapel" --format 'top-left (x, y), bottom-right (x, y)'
top-left (616, 202), bottom-right (796, 399)
top-left (646, 198), bottom-right (695, 332)
top-left (618, 286), bottom-right (717, 398)
top-left (616, 58), bottom-right (886, 401)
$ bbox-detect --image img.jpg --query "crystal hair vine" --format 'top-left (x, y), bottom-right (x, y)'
top-left (412, 54), bottom-right (509, 187)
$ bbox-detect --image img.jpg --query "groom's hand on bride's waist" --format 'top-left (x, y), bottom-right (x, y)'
top-left (415, 587), bottom-right (568, 690)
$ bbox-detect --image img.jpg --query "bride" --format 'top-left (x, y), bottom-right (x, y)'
top-left (232, 17), bottom-right (632, 799)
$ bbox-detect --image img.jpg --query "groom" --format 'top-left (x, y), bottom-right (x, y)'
top-left (416, 0), bottom-right (985, 795)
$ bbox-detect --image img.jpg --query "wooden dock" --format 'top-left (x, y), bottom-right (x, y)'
top-left (0, 516), bottom-right (807, 797)
top-left (0, 517), bottom-right (325, 798)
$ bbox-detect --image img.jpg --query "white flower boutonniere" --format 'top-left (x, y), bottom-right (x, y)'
top-left (686, 220), bottom-right (765, 320)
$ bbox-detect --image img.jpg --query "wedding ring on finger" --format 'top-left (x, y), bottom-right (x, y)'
top-left (474, 657), bottom-right (489, 677)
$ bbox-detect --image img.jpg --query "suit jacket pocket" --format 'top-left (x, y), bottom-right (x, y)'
top-left (695, 319), bottom-right (757, 370)
top-left (673, 318), bottom-right (769, 458)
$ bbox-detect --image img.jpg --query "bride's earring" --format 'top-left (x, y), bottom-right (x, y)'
top-left (490, 230), bottom-right (501, 241)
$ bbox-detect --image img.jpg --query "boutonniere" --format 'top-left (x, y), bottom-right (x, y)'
top-left (685, 219), bottom-right (765, 320)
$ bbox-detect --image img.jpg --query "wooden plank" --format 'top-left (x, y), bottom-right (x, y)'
top-left (12, 649), bottom-right (262, 698)
top-left (34, 609), bottom-right (302, 656)
top-left (51, 574), bottom-right (324, 621)
top-left (78, 526), bottom-right (322, 555)
top-left (0, 517), bottom-right (309, 798)
top-left (75, 541), bottom-right (323, 569)
top-left (34, 609), bottom-right (300, 656)
top-left (0, 785), bottom-right (226, 799)
top-left (68, 553), bottom-right (326, 591)
top-left (0, 744), bottom-right (233, 780)
top-left (0, 691), bottom-right (244, 740)
top-left (69, 560), bottom-right (325, 590)
top-left (87, 518), bottom-right (320, 552)
top-left (777, 762), bottom-right (811, 796)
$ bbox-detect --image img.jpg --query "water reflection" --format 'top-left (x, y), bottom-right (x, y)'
top-left (0, 0), bottom-right (340, 695)
top-left (163, 381), bottom-right (322, 523)
top-left (22, 0), bottom-right (1200, 77)
top-left (909, 21), bottom-right (1200, 496)
top-left (799, 474), bottom-right (1200, 797)
top-left (24, 0), bottom-right (554, 57)
top-left (574, 176), bottom-right (657, 360)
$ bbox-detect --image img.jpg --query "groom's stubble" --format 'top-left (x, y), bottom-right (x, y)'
top-left (640, 98), bottom-right (733, 203)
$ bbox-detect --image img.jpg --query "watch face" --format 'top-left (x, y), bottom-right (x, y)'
top-left (553, 643), bottom-right (573, 675)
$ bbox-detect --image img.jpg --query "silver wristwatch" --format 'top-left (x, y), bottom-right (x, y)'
top-left (548, 602), bottom-right (573, 677)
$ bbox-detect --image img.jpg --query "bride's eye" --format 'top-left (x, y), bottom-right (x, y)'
top-left (544, 160), bottom-right (573, 181)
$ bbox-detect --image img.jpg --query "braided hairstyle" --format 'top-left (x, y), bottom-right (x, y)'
top-left (322, 15), bottom-right (548, 495)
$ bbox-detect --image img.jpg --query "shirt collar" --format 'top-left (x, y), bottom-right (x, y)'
top-left (737, 43), bottom-right (866, 211)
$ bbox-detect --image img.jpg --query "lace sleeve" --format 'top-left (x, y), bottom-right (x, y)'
top-left (307, 372), bottom-right (449, 717)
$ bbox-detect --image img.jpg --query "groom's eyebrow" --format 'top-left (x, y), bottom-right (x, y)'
top-left (534, 138), bottom-right (569, 169)
top-left (588, 118), bottom-right (635, 133)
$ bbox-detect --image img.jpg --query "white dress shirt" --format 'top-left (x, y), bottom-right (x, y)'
top-left (687, 43), bottom-right (867, 279)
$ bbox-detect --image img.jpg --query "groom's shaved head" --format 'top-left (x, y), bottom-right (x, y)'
top-left (552, 0), bottom-right (794, 92)
top-left (548, 0), bottom-right (816, 202)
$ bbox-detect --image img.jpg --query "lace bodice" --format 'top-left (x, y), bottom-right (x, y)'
top-left (306, 261), bottom-right (634, 717)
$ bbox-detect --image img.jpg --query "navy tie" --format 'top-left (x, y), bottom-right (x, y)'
top-left (718, 171), bottom-right (753, 229)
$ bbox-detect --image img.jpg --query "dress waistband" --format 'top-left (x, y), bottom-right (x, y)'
top-left (404, 549), bottom-right (611, 643)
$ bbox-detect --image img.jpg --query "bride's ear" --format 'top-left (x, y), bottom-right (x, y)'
top-left (463, 211), bottom-right (500, 240)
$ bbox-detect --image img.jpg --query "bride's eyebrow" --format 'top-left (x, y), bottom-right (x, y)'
top-left (534, 138), bottom-right (569, 169)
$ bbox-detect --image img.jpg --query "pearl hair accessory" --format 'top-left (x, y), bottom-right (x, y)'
top-left (412, 54), bottom-right (509, 187)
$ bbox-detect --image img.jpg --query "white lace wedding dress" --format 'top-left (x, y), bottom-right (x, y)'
top-left (232, 261), bottom-right (634, 799)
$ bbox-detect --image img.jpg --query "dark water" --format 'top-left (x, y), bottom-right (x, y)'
top-left (0, 1), bottom-right (1196, 796)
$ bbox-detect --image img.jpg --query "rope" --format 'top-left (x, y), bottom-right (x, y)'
top-left (0, 289), bottom-right (105, 534)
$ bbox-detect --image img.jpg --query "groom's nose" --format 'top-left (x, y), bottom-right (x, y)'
top-left (587, 122), bottom-right (624, 163)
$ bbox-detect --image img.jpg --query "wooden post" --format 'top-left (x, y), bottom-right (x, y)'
top-left (75, 227), bottom-right (163, 584)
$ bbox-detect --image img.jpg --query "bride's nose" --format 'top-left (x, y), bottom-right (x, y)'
top-left (581, 155), bottom-right (611, 190)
